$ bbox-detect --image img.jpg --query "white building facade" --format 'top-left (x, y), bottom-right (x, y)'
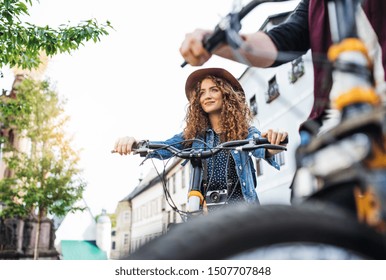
top-left (129, 175), bottom-right (164, 252)
top-left (239, 52), bottom-right (314, 204)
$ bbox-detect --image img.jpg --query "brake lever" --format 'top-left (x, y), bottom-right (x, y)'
top-left (240, 143), bottom-right (287, 152)
top-left (131, 140), bottom-right (150, 157)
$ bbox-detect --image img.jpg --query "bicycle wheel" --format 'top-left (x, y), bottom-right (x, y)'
top-left (126, 203), bottom-right (386, 260)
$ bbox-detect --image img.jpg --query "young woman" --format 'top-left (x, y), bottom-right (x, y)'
top-left (113, 68), bottom-right (288, 211)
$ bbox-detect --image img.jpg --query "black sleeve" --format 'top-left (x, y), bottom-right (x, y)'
top-left (266, 0), bottom-right (310, 66)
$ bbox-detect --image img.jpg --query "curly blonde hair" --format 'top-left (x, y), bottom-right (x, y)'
top-left (183, 75), bottom-right (253, 144)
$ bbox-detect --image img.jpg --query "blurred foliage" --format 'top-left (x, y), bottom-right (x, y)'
top-left (0, 78), bottom-right (86, 218)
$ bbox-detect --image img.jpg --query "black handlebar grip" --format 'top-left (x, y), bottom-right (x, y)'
top-left (255, 135), bottom-right (289, 145)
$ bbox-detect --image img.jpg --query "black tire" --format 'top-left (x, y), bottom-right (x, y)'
top-left (126, 203), bottom-right (386, 260)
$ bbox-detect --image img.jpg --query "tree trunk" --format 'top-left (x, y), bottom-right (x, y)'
top-left (33, 211), bottom-right (42, 260)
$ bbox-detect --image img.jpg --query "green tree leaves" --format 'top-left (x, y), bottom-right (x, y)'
top-left (0, 78), bottom-right (86, 218)
top-left (0, 0), bottom-right (112, 69)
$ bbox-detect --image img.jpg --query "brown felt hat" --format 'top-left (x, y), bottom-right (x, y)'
top-left (185, 68), bottom-right (244, 100)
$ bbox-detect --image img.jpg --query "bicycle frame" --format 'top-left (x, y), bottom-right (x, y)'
top-left (134, 137), bottom-right (287, 220)
top-left (290, 0), bottom-right (386, 233)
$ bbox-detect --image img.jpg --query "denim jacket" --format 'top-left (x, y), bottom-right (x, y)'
top-left (149, 126), bottom-right (280, 204)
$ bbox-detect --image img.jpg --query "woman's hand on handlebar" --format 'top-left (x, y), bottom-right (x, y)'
top-left (113, 136), bottom-right (138, 155)
top-left (261, 129), bottom-right (288, 156)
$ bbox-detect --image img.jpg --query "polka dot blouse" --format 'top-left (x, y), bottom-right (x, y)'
top-left (205, 132), bottom-right (245, 212)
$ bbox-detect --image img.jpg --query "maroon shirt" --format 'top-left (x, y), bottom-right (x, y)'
top-left (309, 0), bottom-right (386, 125)
top-left (268, 0), bottom-right (386, 129)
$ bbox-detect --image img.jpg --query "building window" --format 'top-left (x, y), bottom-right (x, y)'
top-left (274, 152), bottom-right (286, 166)
top-left (111, 241), bottom-right (116, 250)
top-left (134, 209), bottom-right (139, 222)
top-left (181, 168), bottom-right (186, 188)
top-left (168, 211), bottom-right (172, 223)
top-left (249, 95), bottom-right (258, 116)
top-left (141, 205), bottom-right (145, 219)
top-left (153, 200), bottom-right (156, 214)
top-left (123, 234), bottom-right (129, 245)
top-left (288, 57), bottom-right (305, 83)
top-left (167, 175), bottom-right (176, 194)
top-left (172, 174), bottom-right (176, 194)
top-left (167, 177), bottom-right (171, 192)
top-left (123, 211), bottom-right (130, 222)
top-left (255, 159), bottom-right (263, 177)
top-left (161, 196), bottom-right (166, 211)
top-left (266, 75), bottom-right (280, 103)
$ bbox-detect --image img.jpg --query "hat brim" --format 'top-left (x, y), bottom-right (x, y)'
top-left (185, 68), bottom-right (244, 100)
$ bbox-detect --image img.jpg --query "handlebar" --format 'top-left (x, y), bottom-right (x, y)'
top-left (181, 0), bottom-right (290, 68)
top-left (132, 136), bottom-right (288, 159)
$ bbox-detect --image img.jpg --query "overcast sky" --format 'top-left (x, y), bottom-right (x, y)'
top-left (19, 0), bottom-right (300, 216)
